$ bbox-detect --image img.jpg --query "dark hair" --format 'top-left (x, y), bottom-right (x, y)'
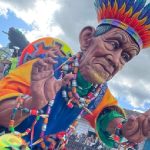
top-left (94, 24), bottom-right (113, 37)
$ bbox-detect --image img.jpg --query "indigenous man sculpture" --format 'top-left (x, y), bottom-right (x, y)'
top-left (0, 0), bottom-right (150, 149)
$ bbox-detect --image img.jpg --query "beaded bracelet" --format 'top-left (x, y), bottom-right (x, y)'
top-left (9, 94), bottom-right (44, 133)
top-left (113, 121), bottom-right (139, 150)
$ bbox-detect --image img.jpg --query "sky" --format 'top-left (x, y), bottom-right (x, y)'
top-left (0, 0), bottom-right (150, 112)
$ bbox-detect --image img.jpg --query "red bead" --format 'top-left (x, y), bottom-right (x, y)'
top-left (114, 135), bottom-right (120, 142)
top-left (30, 109), bottom-right (38, 115)
top-left (67, 102), bottom-right (74, 108)
top-left (26, 128), bottom-right (31, 134)
top-left (117, 123), bottom-right (123, 129)
top-left (87, 92), bottom-right (94, 99)
top-left (56, 131), bottom-right (66, 139)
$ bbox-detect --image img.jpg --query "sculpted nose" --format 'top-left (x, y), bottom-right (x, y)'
top-left (106, 50), bottom-right (122, 69)
top-left (106, 55), bottom-right (117, 69)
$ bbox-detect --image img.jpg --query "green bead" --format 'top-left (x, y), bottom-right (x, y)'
top-left (36, 116), bottom-right (40, 120)
top-left (9, 126), bottom-right (15, 132)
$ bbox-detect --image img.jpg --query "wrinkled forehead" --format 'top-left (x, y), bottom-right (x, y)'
top-left (98, 27), bottom-right (140, 49)
top-left (104, 28), bottom-right (134, 42)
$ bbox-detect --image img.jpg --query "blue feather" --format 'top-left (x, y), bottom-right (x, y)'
top-left (145, 18), bottom-right (150, 25)
top-left (132, 0), bottom-right (146, 15)
top-left (125, 0), bottom-right (135, 11)
top-left (117, 0), bottom-right (126, 9)
top-left (110, 0), bottom-right (115, 8)
top-left (103, 0), bottom-right (109, 7)
top-left (98, 0), bottom-right (103, 8)
top-left (145, 13), bottom-right (150, 25)
top-left (139, 3), bottom-right (150, 20)
top-left (94, 0), bottom-right (99, 9)
top-left (94, 0), bottom-right (102, 9)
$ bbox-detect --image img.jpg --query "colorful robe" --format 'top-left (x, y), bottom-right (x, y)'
top-left (0, 56), bottom-right (125, 147)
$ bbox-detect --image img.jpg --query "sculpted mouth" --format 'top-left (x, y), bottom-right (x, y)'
top-left (97, 64), bottom-right (112, 75)
top-left (93, 63), bottom-right (110, 76)
top-left (99, 64), bottom-right (112, 75)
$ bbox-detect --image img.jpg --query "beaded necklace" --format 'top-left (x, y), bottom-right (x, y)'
top-left (61, 52), bottom-right (102, 111)
top-left (6, 53), bottom-right (138, 150)
top-left (7, 53), bottom-right (103, 149)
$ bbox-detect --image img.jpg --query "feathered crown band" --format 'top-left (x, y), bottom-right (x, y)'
top-left (94, 0), bottom-right (150, 49)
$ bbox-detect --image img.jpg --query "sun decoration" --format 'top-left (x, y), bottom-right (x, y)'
top-left (0, 133), bottom-right (30, 150)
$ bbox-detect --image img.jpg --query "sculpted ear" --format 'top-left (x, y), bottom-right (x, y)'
top-left (79, 26), bottom-right (96, 51)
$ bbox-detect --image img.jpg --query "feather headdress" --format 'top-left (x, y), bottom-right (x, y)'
top-left (94, 0), bottom-right (150, 49)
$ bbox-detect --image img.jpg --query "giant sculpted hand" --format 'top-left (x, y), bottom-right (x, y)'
top-left (122, 109), bottom-right (150, 143)
top-left (30, 51), bottom-right (73, 109)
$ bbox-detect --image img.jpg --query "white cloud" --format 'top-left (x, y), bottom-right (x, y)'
top-left (25, 25), bottom-right (64, 42)
top-left (0, 0), bottom-right (62, 42)
top-left (0, 43), bottom-right (2, 48)
top-left (133, 109), bottom-right (144, 113)
top-left (109, 49), bottom-right (150, 111)
top-left (0, 2), bottom-right (8, 17)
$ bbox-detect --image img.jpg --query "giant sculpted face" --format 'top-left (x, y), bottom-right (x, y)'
top-left (79, 26), bottom-right (140, 84)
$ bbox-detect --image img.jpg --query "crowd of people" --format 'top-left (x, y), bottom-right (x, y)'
top-left (0, 48), bottom-right (19, 79)
top-left (67, 133), bottom-right (107, 150)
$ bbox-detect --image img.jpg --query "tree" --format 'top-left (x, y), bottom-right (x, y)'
top-left (7, 27), bottom-right (30, 56)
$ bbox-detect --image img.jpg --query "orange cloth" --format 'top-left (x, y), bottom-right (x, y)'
top-left (84, 88), bottom-right (123, 128)
top-left (0, 59), bottom-right (37, 101)
top-left (0, 58), bottom-right (123, 130)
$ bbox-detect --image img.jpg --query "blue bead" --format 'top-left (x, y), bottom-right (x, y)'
top-left (38, 110), bottom-right (44, 114)
top-left (134, 144), bottom-right (139, 150)
top-left (114, 142), bottom-right (119, 148)
top-left (13, 108), bottom-right (18, 113)
top-left (115, 128), bottom-right (121, 136)
top-left (128, 148), bottom-right (133, 150)
top-left (23, 108), bottom-right (30, 113)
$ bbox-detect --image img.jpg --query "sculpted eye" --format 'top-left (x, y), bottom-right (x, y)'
top-left (121, 52), bottom-right (131, 62)
top-left (109, 41), bottom-right (120, 49)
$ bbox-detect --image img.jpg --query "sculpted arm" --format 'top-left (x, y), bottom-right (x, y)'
top-left (0, 51), bottom-right (73, 128)
top-left (0, 97), bottom-right (33, 127)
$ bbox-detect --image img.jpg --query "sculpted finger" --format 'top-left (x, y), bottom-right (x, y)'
top-left (62, 73), bottom-right (74, 86)
top-left (55, 73), bottom-right (74, 92)
top-left (32, 63), bottom-right (39, 74)
top-left (46, 50), bottom-right (58, 58)
top-left (122, 116), bottom-right (138, 137)
top-left (143, 117), bottom-right (150, 137)
top-left (36, 60), bottom-right (49, 72)
top-left (123, 115), bottom-right (146, 143)
top-left (144, 109), bottom-right (150, 116)
top-left (126, 130), bottom-right (145, 143)
top-left (32, 60), bottom-right (44, 73)
top-left (44, 57), bottom-right (57, 71)
top-left (44, 57), bottom-right (57, 65)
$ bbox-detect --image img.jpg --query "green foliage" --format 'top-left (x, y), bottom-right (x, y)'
top-left (8, 27), bottom-right (30, 55)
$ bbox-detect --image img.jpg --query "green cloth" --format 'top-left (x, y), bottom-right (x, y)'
top-left (9, 57), bottom-right (18, 72)
top-left (96, 110), bottom-right (124, 148)
top-left (76, 71), bottom-right (93, 97)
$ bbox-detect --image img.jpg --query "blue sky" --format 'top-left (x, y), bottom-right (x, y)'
top-left (0, 11), bottom-right (32, 47)
top-left (117, 97), bottom-right (149, 112)
top-left (0, 0), bottom-right (150, 112)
